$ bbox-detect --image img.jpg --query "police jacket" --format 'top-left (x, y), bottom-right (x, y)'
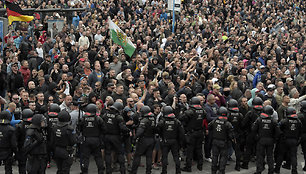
top-left (242, 108), bottom-right (261, 132)
top-left (252, 116), bottom-right (280, 144)
top-left (208, 117), bottom-right (234, 141)
top-left (279, 117), bottom-right (302, 140)
top-left (23, 125), bottom-right (47, 155)
top-left (298, 112), bottom-right (306, 138)
top-left (79, 113), bottom-right (104, 137)
top-left (227, 110), bottom-right (244, 134)
top-left (0, 121), bottom-right (17, 157)
top-left (157, 114), bottom-right (184, 141)
top-left (51, 122), bottom-right (77, 148)
top-left (181, 105), bottom-right (206, 133)
top-left (103, 109), bottom-right (129, 136)
top-left (135, 113), bottom-right (156, 138)
top-left (16, 120), bottom-right (31, 150)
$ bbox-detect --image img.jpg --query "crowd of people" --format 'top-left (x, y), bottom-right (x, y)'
top-left (0, 0), bottom-right (305, 173)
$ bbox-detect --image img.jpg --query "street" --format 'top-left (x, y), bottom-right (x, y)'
top-left (1, 148), bottom-right (305, 173)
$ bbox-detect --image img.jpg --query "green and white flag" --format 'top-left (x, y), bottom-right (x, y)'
top-left (109, 19), bottom-right (136, 57)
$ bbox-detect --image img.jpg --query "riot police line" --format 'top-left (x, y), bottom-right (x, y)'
top-left (0, 97), bottom-right (306, 174)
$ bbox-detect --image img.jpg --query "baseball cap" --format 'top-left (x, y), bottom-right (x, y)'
top-left (246, 65), bottom-right (254, 70)
top-left (260, 65), bottom-right (265, 69)
top-left (79, 58), bottom-right (85, 62)
top-left (267, 84), bottom-right (275, 90)
top-left (107, 83), bottom-right (114, 87)
top-left (67, 72), bottom-right (73, 77)
top-left (286, 78), bottom-right (293, 83)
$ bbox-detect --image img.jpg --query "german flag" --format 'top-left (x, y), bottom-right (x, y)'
top-left (5, 1), bottom-right (34, 25)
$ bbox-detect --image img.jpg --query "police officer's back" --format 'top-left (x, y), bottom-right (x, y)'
top-left (241, 97), bottom-right (263, 169)
top-left (181, 97), bottom-right (206, 172)
top-left (208, 107), bottom-right (234, 174)
top-left (103, 102), bottom-right (130, 174)
top-left (0, 111), bottom-right (17, 174)
top-left (79, 103), bottom-right (104, 174)
top-left (15, 109), bottom-right (33, 174)
top-left (252, 105), bottom-right (280, 174)
top-left (227, 99), bottom-right (244, 171)
top-left (157, 106), bottom-right (184, 174)
top-left (51, 110), bottom-right (77, 174)
top-left (298, 101), bottom-right (306, 171)
top-left (275, 107), bottom-right (302, 174)
top-left (131, 105), bottom-right (156, 174)
top-left (23, 114), bottom-right (48, 174)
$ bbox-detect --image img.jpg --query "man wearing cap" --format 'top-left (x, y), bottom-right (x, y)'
top-left (7, 62), bottom-right (24, 97)
top-left (284, 78), bottom-right (294, 96)
top-left (246, 65), bottom-right (255, 83)
top-left (209, 84), bottom-right (226, 107)
top-left (263, 84), bottom-right (278, 110)
top-left (252, 65), bottom-right (265, 88)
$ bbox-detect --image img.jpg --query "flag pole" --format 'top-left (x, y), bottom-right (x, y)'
top-left (172, 0), bottom-right (175, 33)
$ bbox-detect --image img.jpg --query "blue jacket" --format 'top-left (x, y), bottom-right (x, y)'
top-left (252, 71), bottom-right (262, 88)
top-left (204, 103), bottom-right (219, 122)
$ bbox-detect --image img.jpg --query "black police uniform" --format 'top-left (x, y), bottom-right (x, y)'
top-left (23, 114), bottom-right (48, 174)
top-left (15, 109), bottom-right (33, 174)
top-left (157, 106), bottom-right (184, 174)
top-left (241, 97), bottom-right (263, 169)
top-left (208, 107), bottom-right (234, 174)
top-left (131, 106), bottom-right (156, 174)
top-left (51, 110), bottom-right (77, 174)
top-left (252, 106), bottom-right (280, 174)
top-left (274, 107), bottom-right (302, 174)
top-left (0, 111), bottom-right (17, 174)
top-left (298, 101), bottom-right (306, 171)
top-left (181, 97), bottom-right (206, 172)
top-left (45, 104), bottom-right (61, 166)
top-left (79, 104), bottom-right (105, 174)
top-left (227, 99), bottom-right (244, 171)
top-left (103, 102), bottom-right (130, 174)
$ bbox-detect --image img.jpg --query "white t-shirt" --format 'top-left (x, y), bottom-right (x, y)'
top-left (36, 47), bottom-right (44, 58)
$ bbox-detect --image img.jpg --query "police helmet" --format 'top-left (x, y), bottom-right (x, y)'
top-left (286, 107), bottom-right (297, 119)
top-left (252, 97), bottom-right (263, 110)
top-left (190, 97), bottom-right (201, 105)
top-left (140, 106), bottom-right (151, 116)
top-left (110, 102), bottom-right (124, 112)
top-left (22, 109), bottom-right (34, 119)
top-left (31, 114), bottom-right (46, 128)
top-left (85, 104), bottom-right (97, 115)
top-left (0, 111), bottom-right (11, 124)
top-left (218, 106), bottom-right (228, 117)
top-left (228, 99), bottom-right (239, 112)
top-left (261, 105), bottom-right (273, 118)
top-left (58, 110), bottom-right (71, 122)
top-left (301, 101), bottom-right (306, 113)
top-left (163, 106), bottom-right (174, 117)
top-left (48, 103), bottom-right (60, 117)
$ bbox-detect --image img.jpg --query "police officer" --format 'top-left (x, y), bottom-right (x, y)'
top-left (0, 111), bottom-right (17, 174)
top-left (131, 106), bottom-right (156, 174)
top-left (208, 107), bottom-right (234, 174)
top-left (15, 109), bottom-right (34, 174)
top-left (298, 101), bottom-right (306, 171)
top-left (46, 103), bottom-right (61, 127)
top-left (157, 106), bottom-right (184, 174)
top-left (181, 97), bottom-right (206, 172)
top-left (79, 103), bottom-right (104, 174)
top-left (274, 107), bottom-right (302, 174)
top-left (46, 103), bottom-right (61, 167)
top-left (103, 102), bottom-right (130, 174)
top-left (227, 99), bottom-right (244, 171)
top-left (252, 105), bottom-right (280, 174)
top-left (23, 114), bottom-right (48, 174)
top-left (51, 110), bottom-right (77, 174)
top-left (241, 97), bottom-right (263, 169)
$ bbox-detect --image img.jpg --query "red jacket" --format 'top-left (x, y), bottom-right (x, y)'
top-left (19, 66), bottom-right (30, 86)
